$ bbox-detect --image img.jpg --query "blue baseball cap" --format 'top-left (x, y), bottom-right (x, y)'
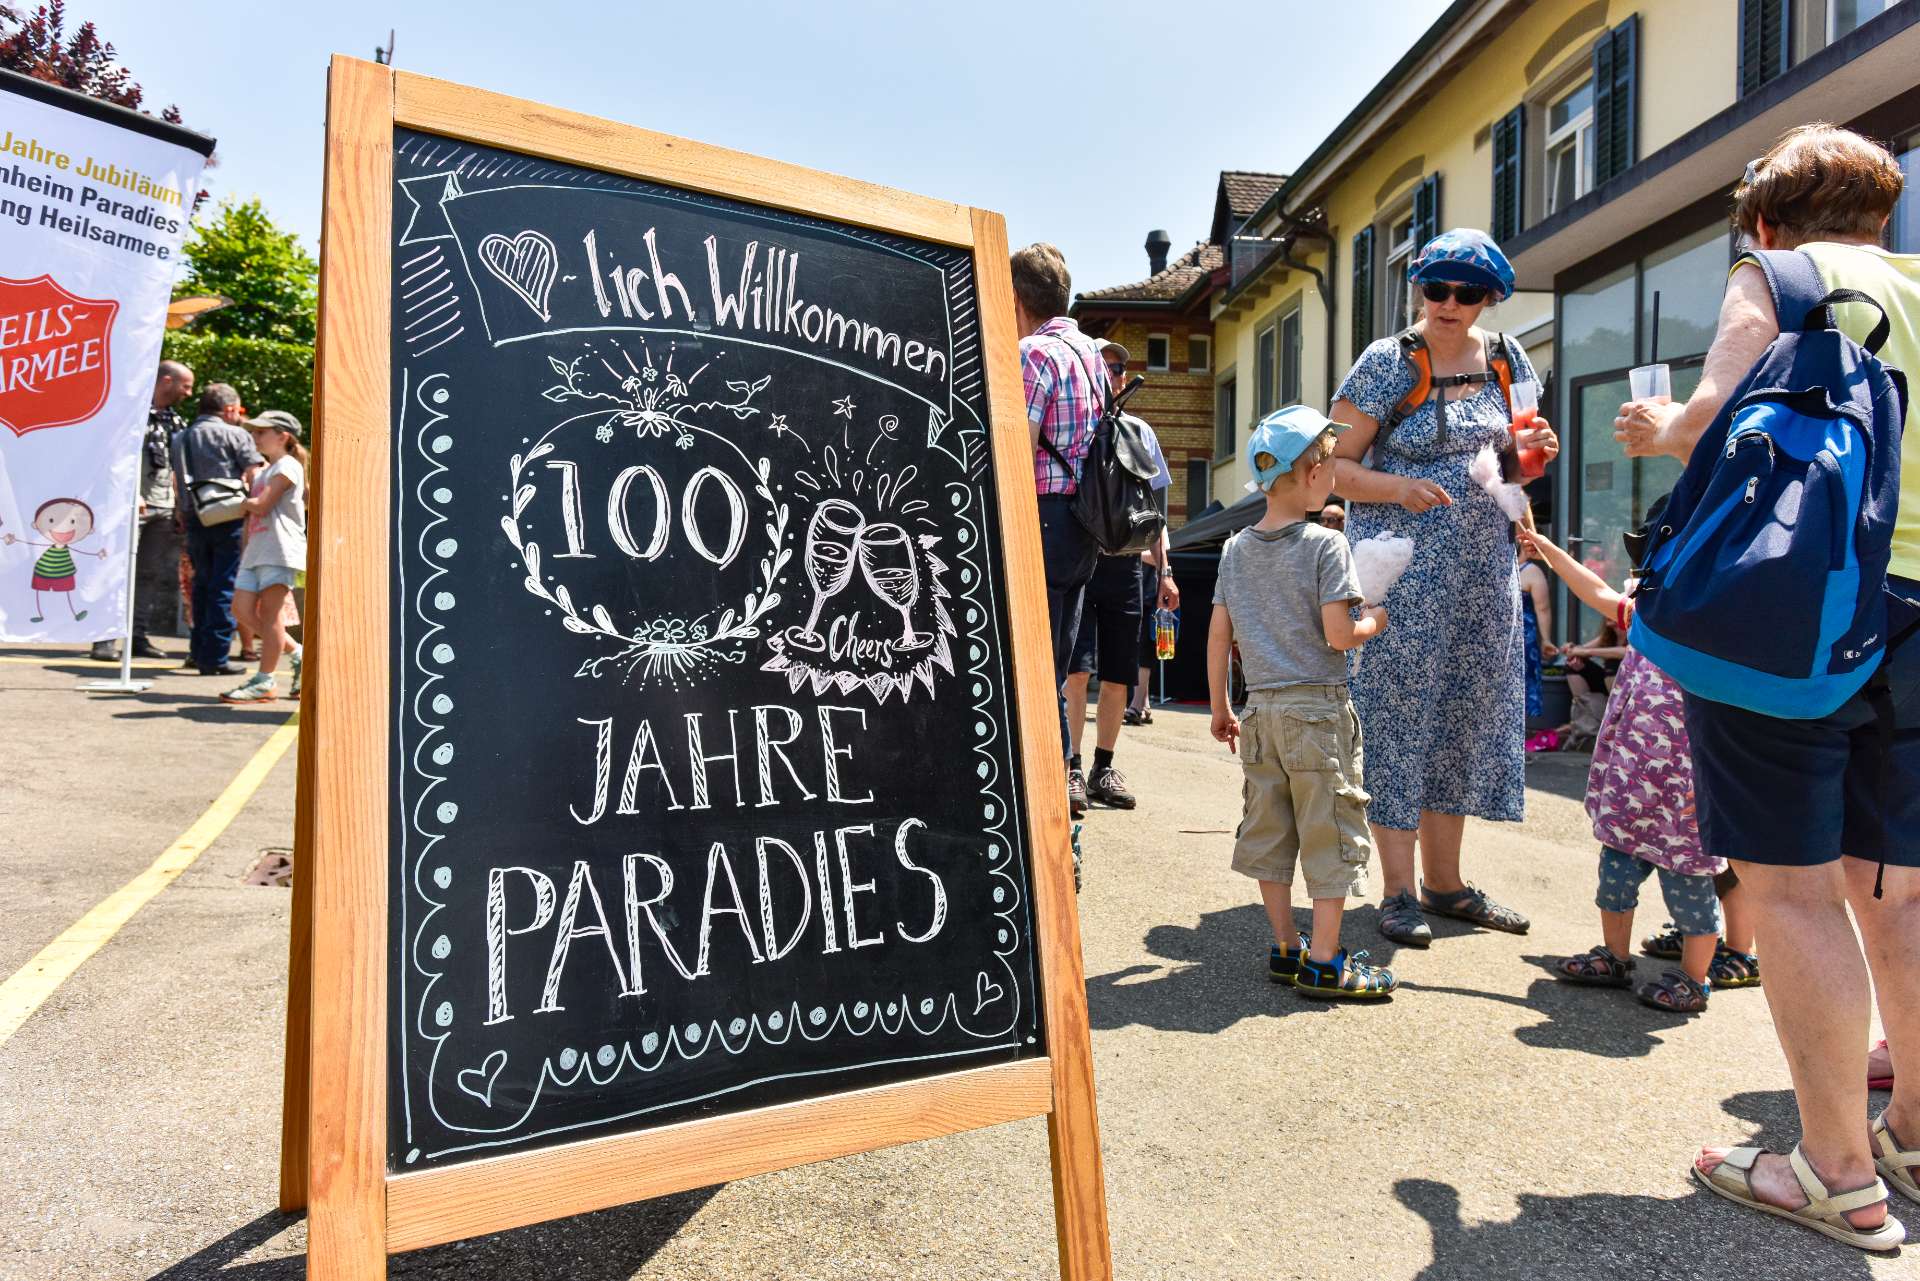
top-left (1247, 405), bottom-right (1346, 491)
top-left (1408, 228), bottom-right (1515, 301)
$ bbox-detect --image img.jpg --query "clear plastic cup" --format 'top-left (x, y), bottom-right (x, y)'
top-left (1629, 363), bottom-right (1672, 402)
top-left (1508, 380), bottom-right (1547, 480)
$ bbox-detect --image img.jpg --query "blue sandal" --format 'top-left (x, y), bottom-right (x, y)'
top-left (1294, 949), bottom-right (1396, 1001)
top-left (1268, 934), bottom-right (1309, 983)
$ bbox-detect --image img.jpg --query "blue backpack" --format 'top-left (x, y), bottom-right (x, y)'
top-left (1630, 249), bottom-right (1907, 720)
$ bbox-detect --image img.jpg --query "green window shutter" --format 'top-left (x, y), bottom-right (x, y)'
top-left (1491, 106), bottom-right (1525, 242)
top-left (1592, 14), bottom-right (1639, 185)
top-left (1411, 172), bottom-right (1443, 250)
top-left (1351, 226), bottom-right (1375, 358)
top-left (1739, 0), bottom-right (1790, 97)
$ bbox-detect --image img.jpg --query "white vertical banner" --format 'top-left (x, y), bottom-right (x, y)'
top-left (0, 70), bottom-right (211, 643)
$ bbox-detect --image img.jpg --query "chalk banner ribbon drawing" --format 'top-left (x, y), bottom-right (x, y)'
top-left (391, 134), bottom-right (1033, 1159)
top-left (297, 57), bottom-right (1107, 1280)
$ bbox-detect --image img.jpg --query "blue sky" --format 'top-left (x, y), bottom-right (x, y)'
top-left (91, 0), bottom-right (1449, 296)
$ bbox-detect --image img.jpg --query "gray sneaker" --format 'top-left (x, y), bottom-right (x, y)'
top-left (1379, 891), bottom-right (1433, 948)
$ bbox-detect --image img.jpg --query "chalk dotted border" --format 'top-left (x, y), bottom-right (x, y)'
top-left (392, 133), bottom-right (1036, 1164)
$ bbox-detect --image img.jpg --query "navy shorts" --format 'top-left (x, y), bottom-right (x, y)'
top-left (1683, 582), bottom-right (1920, 868)
top-left (1069, 554), bottom-right (1143, 684)
top-left (1137, 566), bottom-right (1161, 667)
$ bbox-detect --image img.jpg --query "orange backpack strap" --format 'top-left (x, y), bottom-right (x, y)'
top-left (1490, 332), bottom-right (1516, 413)
top-left (1381, 328), bottom-right (1431, 443)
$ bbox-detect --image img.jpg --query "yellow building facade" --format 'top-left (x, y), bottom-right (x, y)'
top-left (1204, 0), bottom-right (1920, 639)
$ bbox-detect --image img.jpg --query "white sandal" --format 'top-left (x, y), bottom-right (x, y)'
top-left (1873, 1115), bottom-right (1920, 1205)
top-left (1693, 1143), bottom-right (1905, 1252)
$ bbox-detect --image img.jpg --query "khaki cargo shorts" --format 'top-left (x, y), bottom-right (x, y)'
top-left (1231, 685), bottom-right (1373, 899)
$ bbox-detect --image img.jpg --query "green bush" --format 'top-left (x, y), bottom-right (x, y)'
top-left (160, 331), bottom-right (316, 431)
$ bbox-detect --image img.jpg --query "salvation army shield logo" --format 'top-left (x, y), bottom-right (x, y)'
top-left (0, 275), bottom-right (118, 438)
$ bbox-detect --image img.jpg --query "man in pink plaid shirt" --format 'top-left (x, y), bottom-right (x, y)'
top-left (1011, 242), bottom-right (1106, 777)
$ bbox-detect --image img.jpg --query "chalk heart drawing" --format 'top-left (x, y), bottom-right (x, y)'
top-left (457, 1049), bottom-right (509, 1106)
top-left (974, 971), bottom-right (1004, 1015)
top-left (476, 229), bottom-right (558, 322)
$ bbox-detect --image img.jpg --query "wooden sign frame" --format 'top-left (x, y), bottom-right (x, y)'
top-left (280, 54), bottom-right (1110, 1280)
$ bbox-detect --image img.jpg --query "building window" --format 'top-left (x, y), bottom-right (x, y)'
top-left (1384, 208), bottom-right (1418, 332)
top-left (1740, 0), bottom-right (1792, 96)
top-left (1146, 334), bottom-right (1170, 371)
top-left (1279, 309), bottom-right (1303, 407)
top-left (1188, 334), bottom-right (1211, 374)
top-left (1255, 324), bottom-right (1278, 417)
top-left (1214, 372), bottom-right (1237, 459)
top-left (1830, 0), bottom-right (1898, 41)
top-left (1187, 458), bottom-right (1211, 515)
top-left (1491, 105), bottom-right (1526, 241)
top-left (1351, 226), bottom-right (1375, 357)
top-left (1545, 78), bottom-right (1595, 217)
top-left (1590, 14), bottom-right (1639, 186)
top-left (1892, 130), bottom-right (1920, 253)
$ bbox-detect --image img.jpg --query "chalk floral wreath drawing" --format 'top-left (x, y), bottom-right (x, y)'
top-left (501, 340), bottom-right (790, 684)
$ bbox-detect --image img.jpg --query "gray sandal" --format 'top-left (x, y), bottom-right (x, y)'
top-left (1378, 891), bottom-right (1432, 948)
top-left (1637, 967), bottom-right (1710, 1014)
top-left (1421, 882), bottom-right (1530, 934)
top-left (1557, 945), bottom-right (1636, 987)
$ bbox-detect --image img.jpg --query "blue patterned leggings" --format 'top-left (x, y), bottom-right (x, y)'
top-left (1594, 846), bottom-right (1721, 937)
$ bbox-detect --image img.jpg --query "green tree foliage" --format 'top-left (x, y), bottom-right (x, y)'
top-left (161, 331), bottom-right (314, 428)
top-left (176, 198), bottom-right (318, 345)
top-left (0, 1), bottom-right (184, 122)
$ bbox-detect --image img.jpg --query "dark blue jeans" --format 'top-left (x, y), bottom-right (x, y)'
top-left (186, 520), bottom-right (245, 671)
top-left (1037, 496), bottom-right (1097, 763)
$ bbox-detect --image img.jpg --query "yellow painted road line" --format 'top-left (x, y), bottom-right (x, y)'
top-left (0, 655), bottom-right (177, 668)
top-left (0, 713), bottom-right (300, 1047)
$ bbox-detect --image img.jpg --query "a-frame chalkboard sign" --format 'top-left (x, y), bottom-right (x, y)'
top-left (278, 55), bottom-right (1111, 1279)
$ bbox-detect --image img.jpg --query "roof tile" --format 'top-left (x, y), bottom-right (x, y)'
top-left (1076, 243), bottom-right (1224, 304)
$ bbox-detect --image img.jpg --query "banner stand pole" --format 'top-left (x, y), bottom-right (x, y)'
top-left (78, 471), bottom-right (152, 694)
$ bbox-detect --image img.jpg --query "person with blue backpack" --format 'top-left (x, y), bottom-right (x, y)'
top-left (1615, 125), bottom-right (1919, 1253)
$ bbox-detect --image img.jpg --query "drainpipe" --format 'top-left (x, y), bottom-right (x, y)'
top-left (1275, 232), bottom-right (1336, 403)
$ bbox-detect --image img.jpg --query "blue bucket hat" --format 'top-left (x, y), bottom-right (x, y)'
top-left (1247, 405), bottom-right (1347, 491)
top-left (1408, 228), bottom-right (1515, 301)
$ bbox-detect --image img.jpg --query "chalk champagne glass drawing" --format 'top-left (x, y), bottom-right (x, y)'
top-left (789, 498), bottom-right (865, 652)
top-left (858, 522), bottom-right (928, 650)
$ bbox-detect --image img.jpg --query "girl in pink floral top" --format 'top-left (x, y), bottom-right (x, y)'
top-left (1520, 527), bottom-right (1758, 1015)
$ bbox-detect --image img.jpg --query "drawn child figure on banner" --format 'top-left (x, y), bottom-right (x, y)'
top-left (0, 73), bottom-right (211, 643)
top-left (5, 496), bottom-right (108, 621)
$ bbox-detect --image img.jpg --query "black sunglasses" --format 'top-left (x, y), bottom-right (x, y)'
top-left (1105, 362), bottom-right (1126, 377)
top-left (1421, 281), bottom-right (1490, 306)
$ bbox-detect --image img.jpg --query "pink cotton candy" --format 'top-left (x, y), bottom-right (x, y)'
top-left (1471, 445), bottom-right (1531, 521)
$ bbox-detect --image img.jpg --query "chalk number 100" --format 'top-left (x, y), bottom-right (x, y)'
top-left (544, 458), bottom-right (750, 569)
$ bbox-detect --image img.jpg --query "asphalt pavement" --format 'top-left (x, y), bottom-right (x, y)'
top-left (0, 644), bottom-right (1909, 1280)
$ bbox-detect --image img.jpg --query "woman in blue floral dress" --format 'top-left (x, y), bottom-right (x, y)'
top-left (1328, 230), bottom-right (1559, 948)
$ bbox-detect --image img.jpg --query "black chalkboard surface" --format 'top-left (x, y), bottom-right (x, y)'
top-left (386, 127), bottom-right (1041, 1170)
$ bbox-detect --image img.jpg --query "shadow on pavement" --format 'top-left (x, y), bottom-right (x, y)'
top-left (1719, 1088), bottom-right (1802, 1152)
top-left (1399, 956), bottom-right (1696, 1059)
top-left (148, 1185), bottom-right (719, 1280)
top-left (1395, 1175), bottom-right (1883, 1280)
top-left (1520, 750), bottom-right (1592, 803)
top-left (109, 691), bottom-right (295, 725)
top-left (1086, 903), bottom-right (1397, 1033)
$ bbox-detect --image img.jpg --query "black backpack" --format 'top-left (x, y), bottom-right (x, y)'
top-left (1039, 338), bottom-right (1167, 555)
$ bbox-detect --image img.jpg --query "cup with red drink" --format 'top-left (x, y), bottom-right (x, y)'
top-left (1508, 380), bottom-right (1549, 480)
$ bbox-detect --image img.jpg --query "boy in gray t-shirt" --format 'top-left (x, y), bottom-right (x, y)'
top-left (1209, 406), bottom-right (1394, 1001)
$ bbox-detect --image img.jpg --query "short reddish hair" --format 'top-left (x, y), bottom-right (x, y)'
top-left (1733, 124), bottom-right (1904, 244)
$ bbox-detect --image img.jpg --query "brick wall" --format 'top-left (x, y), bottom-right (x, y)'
top-left (1102, 318), bottom-right (1215, 525)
